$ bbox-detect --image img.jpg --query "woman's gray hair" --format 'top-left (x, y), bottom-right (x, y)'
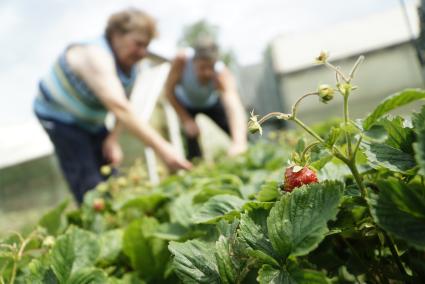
top-left (105, 8), bottom-right (157, 40)
top-left (193, 37), bottom-right (219, 61)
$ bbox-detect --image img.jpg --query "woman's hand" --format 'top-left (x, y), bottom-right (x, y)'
top-left (228, 142), bottom-right (247, 157)
top-left (182, 118), bottom-right (200, 138)
top-left (102, 134), bottom-right (123, 166)
top-left (158, 143), bottom-right (193, 171)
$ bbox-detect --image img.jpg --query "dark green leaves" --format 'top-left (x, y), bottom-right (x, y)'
top-left (170, 220), bottom-right (250, 284)
top-left (363, 89), bottom-right (425, 130)
top-left (192, 195), bottom-right (245, 224)
top-left (38, 200), bottom-right (69, 236)
top-left (257, 264), bottom-right (329, 284)
top-left (361, 141), bottom-right (416, 173)
top-left (48, 226), bottom-right (107, 283)
top-left (238, 208), bottom-right (280, 266)
top-left (257, 181), bottom-right (281, 202)
top-left (413, 105), bottom-right (425, 176)
top-left (169, 240), bottom-right (220, 284)
top-left (122, 217), bottom-right (169, 281)
top-left (380, 116), bottom-right (415, 154)
top-left (368, 179), bottom-right (425, 250)
top-left (267, 181), bottom-right (344, 259)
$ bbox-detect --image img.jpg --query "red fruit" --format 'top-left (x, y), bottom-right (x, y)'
top-left (93, 198), bottom-right (105, 212)
top-left (283, 165), bottom-right (318, 192)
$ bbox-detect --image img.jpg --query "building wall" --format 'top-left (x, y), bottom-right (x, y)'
top-left (277, 43), bottom-right (425, 123)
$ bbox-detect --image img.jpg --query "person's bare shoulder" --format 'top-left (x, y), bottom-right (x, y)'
top-left (66, 44), bottom-right (114, 76)
top-left (174, 50), bottom-right (187, 66)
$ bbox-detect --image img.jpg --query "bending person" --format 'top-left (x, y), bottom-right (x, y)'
top-left (164, 38), bottom-right (247, 160)
top-left (33, 8), bottom-right (192, 204)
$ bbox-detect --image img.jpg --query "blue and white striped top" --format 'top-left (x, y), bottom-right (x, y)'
top-left (34, 36), bottom-right (137, 132)
top-left (174, 51), bottom-right (224, 109)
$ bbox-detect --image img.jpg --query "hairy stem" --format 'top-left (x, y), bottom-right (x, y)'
top-left (346, 160), bottom-right (366, 198)
top-left (348, 56), bottom-right (365, 83)
top-left (300, 142), bottom-right (321, 163)
top-left (292, 117), bottom-right (349, 164)
top-left (325, 62), bottom-right (349, 82)
top-left (258, 112), bottom-right (290, 125)
top-left (343, 94), bottom-right (353, 158)
top-left (292, 117), bottom-right (324, 143)
top-left (384, 232), bottom-right (410, 282)
top-left (291, 92), bottom-right (318, 118)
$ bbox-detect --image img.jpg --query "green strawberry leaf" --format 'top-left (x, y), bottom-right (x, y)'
top-left (379, 116), bottom-right (415, 154)
top-left (363, 89), bottom-right (425, 130)
top-left (257, 181), bottom-right (281, 202)
top-left (122, 217), bottom-right (169, 281)
top-left (38, 200), bottom-right (69, 236)
top-left (413, 105), bottom-right (425, 176)
top-left (257, 264), bottom-right (329, 284)
top-left (238, 208), bottom-right (280, 266)
top-left (192, 195), bottom-right (245, 224)
top-left (267, 181), bottom-right (344, 259)
top-left (50, 226), bottom-right (100, 282)
top-left (368, 178), bottom-right (425, 250)
top-left (169, 240), bottom-right (220, 284)
top-left (97, 229), bottom-right (123, 265)
top-left (361, 141), bottom-right (416, 173)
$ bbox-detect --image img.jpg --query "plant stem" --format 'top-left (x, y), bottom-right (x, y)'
top-left (8, 231), bottom-right (37, 284)
top-left (384, 232), bottom-right (410, 282)
top-left (258, 112), bottom-right (290, 125)
top-left (348, 56), bottom-right (365, 83)
top-left (300, 142), bottom-right (321, 163)
top-left (292, 117), bottom-right (351, 162)
top-left (343, 94), bottom-right (352, 158)
top-left (292, 117), bottom-right (324, 143)
top-left (325, 62), bottom-right (349, 82)
top-left (291, 92), bottom-right (318, 118)
top-left (352, 135), bottom-right (363, 158)
top-left (346, 160), bottom-right (367, 198)
top-left (9, 257), bottom-right (17, 284)
top-left (339, 236), bottom-right (380, 284)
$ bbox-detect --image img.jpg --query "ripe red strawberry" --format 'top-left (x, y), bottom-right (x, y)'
top-left (283, 165), bottom-right (318, 192)
top-left (93, 198), bottom-right (105, 212)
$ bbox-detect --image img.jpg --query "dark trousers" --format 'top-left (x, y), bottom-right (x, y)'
top-left (38, 118), bottom-right (110, 204)
top-left (184, 100), bottom-right (230, 160)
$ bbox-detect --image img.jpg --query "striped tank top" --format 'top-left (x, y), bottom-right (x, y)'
top-left (174, 51), bottom-right (224, 109)
top-left (34, 36), bottom-right (137, 132)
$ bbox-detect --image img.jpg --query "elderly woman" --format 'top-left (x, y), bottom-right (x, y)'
top-left (164, 38), bottom-right (248, 160)
top-left (34, 8), bottom-right (191, 204)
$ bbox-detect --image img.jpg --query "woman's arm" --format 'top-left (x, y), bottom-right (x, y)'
top-left (216, 67), bottom-right (248, 155)
top-left (102, 121), bottom-right (123, 166)
top-left (163, 54), bottom-right (199, 138)
top-left (67, 45), bottom-right (192, 170)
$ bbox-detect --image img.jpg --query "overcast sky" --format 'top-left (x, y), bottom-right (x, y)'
top-left (0, 0), bottom-right (417, 125)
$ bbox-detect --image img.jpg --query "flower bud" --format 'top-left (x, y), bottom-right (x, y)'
top-left (318, 84), bottom-right (334, 103)
top-left (338, 83), bottom-right (352, 96)
top-left (248, 112), bottom-right (263, 135)
top-left (42, 236), bottom-right (55, 248)
top-left (315, 50), bottom-right (329, 64)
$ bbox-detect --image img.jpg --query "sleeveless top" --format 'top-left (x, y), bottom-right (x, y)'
top-left (34, 35), bottom-right (137, 133)
top-left (174, 51), bottom-right (225, 109)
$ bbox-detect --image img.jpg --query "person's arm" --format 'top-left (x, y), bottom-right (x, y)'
top-left (163, 54), bottom-right (199, 138)
top-left (68, 45), bottom-right (192, 170)
top-left (216, 67), bottom-right (248, 156)
top-left (102, 121), bottom-right (123, 166)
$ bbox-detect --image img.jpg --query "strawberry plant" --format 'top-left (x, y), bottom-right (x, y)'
top-left (1, 51), bottom-right (425, 283)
